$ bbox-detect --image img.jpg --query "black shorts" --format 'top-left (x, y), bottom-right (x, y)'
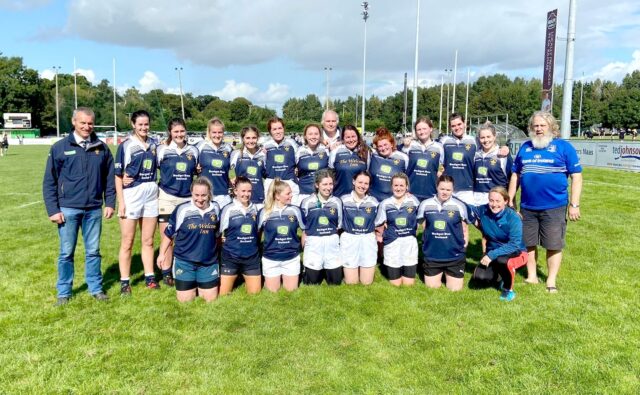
top-left (221, 249), bottom-right (261, 276)
top-left (386, 265), bottom-right (417, 280)
top-left (423, 256), bottom-right (466, 279)
top-left (521, 207), bottom-right (567, 250)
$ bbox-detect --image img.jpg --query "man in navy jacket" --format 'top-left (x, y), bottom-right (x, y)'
top-left (43, 107), bottom-right (116, 305)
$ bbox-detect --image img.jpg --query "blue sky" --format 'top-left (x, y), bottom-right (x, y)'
top-left (2, 0), bottom-right (639, 111)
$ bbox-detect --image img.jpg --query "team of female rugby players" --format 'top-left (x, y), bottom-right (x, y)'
top-left (115, 110), bottom-right (526, 303)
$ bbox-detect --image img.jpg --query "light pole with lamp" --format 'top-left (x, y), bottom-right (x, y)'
top-left (324, 66), bottom-right (332, 110)
top-left (53, 66), bottom-right (61, 137)
top-left (411, 0), bottom-right (421, 134)
top-left (361, 2), bottom-right (369, 133)
top-left (175, 67), bottom-right (186, 120)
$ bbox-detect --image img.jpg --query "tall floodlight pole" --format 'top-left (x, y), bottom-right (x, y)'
top-left (113, 58), bottom-right (117, 146)
top-left (403, 73), bottom-right (408, 133)
top-left (324, 67), bottom-right (332, 110)
top-left (411, 0), bottom-right (421, 134)
top-left (361, 2), bottom-right (369, 133)
top-left (445, 69), bottom-right (451, 133)
top-left (53, 66), bottom-right (61, 137)
top-left (560, 0), bottom-right (577, 139)
top-left (578, 72), bottom-right (584, 137)
top-left (438, 75), bottom-right (444, 132)
top-left (464, 68), bottom-right (470, 128)
top-left (175, 67), bottom-right (186, 120)
top-left (451, 50), bottom-right (458, 114)
top-left (73, 57), bottom-right (78, 109)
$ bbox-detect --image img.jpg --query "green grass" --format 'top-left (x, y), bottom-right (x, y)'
top-left (1, 146), bottom-right (639, 393)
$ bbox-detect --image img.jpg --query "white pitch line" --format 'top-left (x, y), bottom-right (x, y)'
top-left (584, 180), bottom-right (640, 191)
top-left (16, 201), bottom-right (42, 209)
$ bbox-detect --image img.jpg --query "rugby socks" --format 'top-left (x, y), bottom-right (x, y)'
top-left (144, 274), bottom-right (155, 284)
top-left (161, 268), bottom-right (172, 278)
top-left (120, 278), bottom-right (130, 287)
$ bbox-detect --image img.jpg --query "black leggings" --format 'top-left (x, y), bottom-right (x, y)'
top-left (492, 252), bottom-right (521, 291)
top-left (304, 267), bottom-right (344, 285)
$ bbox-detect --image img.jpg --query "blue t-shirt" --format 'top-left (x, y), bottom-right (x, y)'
top-left (440, 134), bottom-right (477, 192)
top-left (164, 200), bottom-right (221, 265)
top-left (329, 145), bottom-right (369, 197)
top-left (157, 142), bottom-right (198, 197)
top-left (340, 193), bottom-right (379, 235)
top-left (417, 196), bottom-right (471, 262)
top-left (115, 136), bottom-right (158, 188)
top-left (300, 195), bottom-right (342, 237)
top-left (375, 195), bottom-right (421, 245)
top-left (368, 150), bottom-right (408, 201)
top-left (296, 145), bottom-right (330, 195)
top-left (230, 148), bottom-right (267, 203)
top-left (258, 204), bottom-right (305, 260)
top-left (263, 137), bottom-right (298, 180)
top-left (219, 200), bottom-right (260, 258)
top-left (512, 139), bottom-right (582, 210)
top-left (473, 147), bottom-right (512, 193)
top-left (403, 140), bottom-right (444, 200)
top-left (196, 140), bottom-right (233, 197)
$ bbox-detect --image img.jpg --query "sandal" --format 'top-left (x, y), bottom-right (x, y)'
top-left (546, 286), bottom-right (558, 293)
top-left (524, 278), bottom-right (539, 284)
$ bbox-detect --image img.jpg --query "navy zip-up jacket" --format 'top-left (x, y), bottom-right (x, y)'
top-left (43, 133), bottom-right (116, 216)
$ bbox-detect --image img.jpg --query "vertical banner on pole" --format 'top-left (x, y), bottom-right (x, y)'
top-left (541, 9), bottom-right (557, 112)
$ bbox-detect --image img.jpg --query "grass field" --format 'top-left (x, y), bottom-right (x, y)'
top-left (0, 145), bottom-right (639, 394)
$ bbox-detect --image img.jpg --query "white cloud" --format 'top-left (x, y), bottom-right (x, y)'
top-left (40, 69), bottom-right (55, 80)
top-left (138, 71), bottom-right (164, 93)
top-left (74, 68), bottom-right (96, 83)
top-left (591, 50), bottom-right (640, 82)
top-left (212, 80), bottom-right (258, 101)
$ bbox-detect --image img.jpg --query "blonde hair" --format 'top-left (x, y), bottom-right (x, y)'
top-left (391, 172), bottom-right (410, 189)
top-left (478, 121), bottom-right (496, 137)
top-left (206, 117), bottom-right (225, 143)
top-left (489, 186), bottom-right (510, 202)
top-left (528, 111), bottom-right (560, 137)
top-left (263, 178), bottom-right (290, 216)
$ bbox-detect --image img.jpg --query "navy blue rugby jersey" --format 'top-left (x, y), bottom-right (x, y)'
top-left (164, 200), bottom-right (221, 265)
top-left (473, 147), bottom-right (513, 193)
top-left (263, 137), bottom-right (298, 180)
top-left (368, 150), bottom-right (408, 202)
top-left (157, 142), bottom-right (198, 197)
top-left (230, 148), bottom-right (267, 203)
top-left (340, 193), bottom-right (379, 235)
top-left (115, 136), bottom-right (158, 188)
top-left (328, 144), bottom-right (369, 197)
top-left (257, 204), bottom-right (305, 260)
top-left (375, 195), bottom-right (421, 245)
top-left (196, 140), bottom-right (233, 196)
top-left (417, 196), bottom-right (472, 262)
top-left (403, 140), bottom-right (444, 200)
top-left (219, 199), bottom-right (260, 258)
top-left (300, 195), bottom-right (342, 237)
top-left (440, 134), bottom-right (477, 192)
top-left (296, 144), bottom-right (330, 195)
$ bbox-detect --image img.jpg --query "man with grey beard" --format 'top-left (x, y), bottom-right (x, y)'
top-left (508, 111), bottom-right (582, 293)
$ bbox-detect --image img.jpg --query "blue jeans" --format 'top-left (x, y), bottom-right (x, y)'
top-left (57, 207), bottom-right (104, 297)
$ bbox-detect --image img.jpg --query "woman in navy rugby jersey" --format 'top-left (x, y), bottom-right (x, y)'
top-left (340, 171), bottom-right (379, 285)
top-left (472, 186), bottom-right (527, 301)
top-left (157, 177), bottom-right (221, 302)
top-left (196, 117), bottom-right (233, 207)
top-left (375, 173), bottom-right (420, 286)
top-left (115, 110), bottom-right (160, 294)
top-left (329, 125), bottom-right (369, 198)
top-left (402, 117), bottom-right (444, 201)
top-left (155, 118), bottom-right (198, 286)
top-left (296, 124), bottom-right (330, 204)
top-left (417, 175), bottom-right (472, 291)
top-left (230, 126), bottom-right (266, 208)
top-left (473, 122), bottom-right (512, 206)
top-left (368, 128), bottom-right (408, 202)
top-left (300, 169), bottom-right (343, 285)
top-left (262, 117), bottom-right (299, 204)
top-left (219, 177), bottom-right (262, 296)
top-left (258, 179), bottom-right (305, 292)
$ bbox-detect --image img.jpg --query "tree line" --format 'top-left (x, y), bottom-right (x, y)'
top-left (1, 54), bottom-right (639, 135)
